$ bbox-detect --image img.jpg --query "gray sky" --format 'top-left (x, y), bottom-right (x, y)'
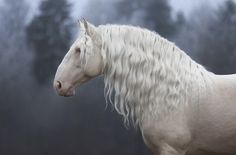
top-left (170, 0), bottom-right (221, 14)
top-left (23, 0), bottom-right (235, 18)
top-left (25, 0), bottom-right (87, 17)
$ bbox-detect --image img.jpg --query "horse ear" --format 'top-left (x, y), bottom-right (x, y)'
top-left (84, 20), bottom-right (96, 35)
top-left (83, 20), bottom-right (101, 45)
top-left (78, 19), bottom-right (85, 31)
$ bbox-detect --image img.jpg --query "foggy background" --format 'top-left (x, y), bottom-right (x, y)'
top-left (0, 0), bottom-right (236, 154)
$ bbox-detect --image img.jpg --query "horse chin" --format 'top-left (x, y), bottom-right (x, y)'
top-left (58, 81), bottom-right (86, 97)
top-left (62, 90), bottom-right (75, 97)
top-left (58, 86), bottom-right (76, 97)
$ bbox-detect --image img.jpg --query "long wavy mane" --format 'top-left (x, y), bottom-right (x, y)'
top-left (87, 25), bottom-right (210, 126)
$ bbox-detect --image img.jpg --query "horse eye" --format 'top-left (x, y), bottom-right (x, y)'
top-left (75, 48), bottom-right (81, 53)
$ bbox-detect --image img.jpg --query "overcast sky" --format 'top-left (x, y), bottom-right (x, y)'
top-left (170, 0), bottom-right (221, 15)
top-left (20, 0), bottom-right (235, 18)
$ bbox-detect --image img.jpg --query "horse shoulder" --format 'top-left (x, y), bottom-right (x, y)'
top-left (140, 108), bottom-right (193, 154)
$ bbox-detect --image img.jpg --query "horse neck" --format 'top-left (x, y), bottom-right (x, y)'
top-left (98, 25), bottom-right (209, 124)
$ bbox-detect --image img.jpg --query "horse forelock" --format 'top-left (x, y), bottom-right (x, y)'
top-left (94, 25), bottom-right (208, 126)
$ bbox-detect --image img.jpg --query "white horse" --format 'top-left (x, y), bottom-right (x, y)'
top-left (53, 20), bottom-right (236, 155)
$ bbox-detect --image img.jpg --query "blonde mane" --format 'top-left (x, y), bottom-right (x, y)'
top-left (88, 25), bottom-right (209, 126)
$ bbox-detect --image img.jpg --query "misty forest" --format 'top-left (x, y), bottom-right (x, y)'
top-left (0, 0), bottom-right (236, 154)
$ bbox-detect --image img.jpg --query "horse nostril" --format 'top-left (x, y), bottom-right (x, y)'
top-left (56, 81), bottom-right (62, 89)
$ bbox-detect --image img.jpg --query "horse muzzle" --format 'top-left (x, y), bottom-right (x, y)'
top-left (53, 80), bottom-right (76, 97)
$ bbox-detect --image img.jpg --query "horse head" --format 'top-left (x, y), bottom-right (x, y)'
top-left (54, 20), bottom-right (103, 97)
